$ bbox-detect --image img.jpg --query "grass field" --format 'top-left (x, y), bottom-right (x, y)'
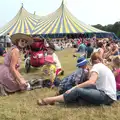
top-left (0, 48), bottom-right (120, 120)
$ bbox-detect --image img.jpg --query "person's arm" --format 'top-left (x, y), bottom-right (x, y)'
top-left (98, 48), bottom-right (104, 59)
top-left (10, 48), bottom-right (27, 88)
top-left (111, 49), bottom-right (118, 55)
top-left (49, 65), bottom-right (56, 83)
top-left (66, 71), bottom-right (98, 93)
top-left (113, 70), bottom-right (119, 77)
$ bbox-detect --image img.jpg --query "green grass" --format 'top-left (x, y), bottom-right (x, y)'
top-left (0, 48), bottom-right (120, 120)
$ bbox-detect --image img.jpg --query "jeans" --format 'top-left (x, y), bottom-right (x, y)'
top-left (64, 85), bottom-right (114, 106)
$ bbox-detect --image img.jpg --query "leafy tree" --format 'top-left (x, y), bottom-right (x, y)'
top-left (92, 21), bottom-right (120, 38)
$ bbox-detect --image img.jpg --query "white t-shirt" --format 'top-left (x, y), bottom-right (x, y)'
top-left (91, 63), bottom-right (116, 100)
top-left (52, 53), bottom-right (62, 69)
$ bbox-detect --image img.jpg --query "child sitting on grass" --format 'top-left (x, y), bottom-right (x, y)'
top-left (112, 56), bottom-right (120, 91)
top-left (47, 47), bottom-right (64, 76)
top-left (41, 55), bottom-right (56, 88)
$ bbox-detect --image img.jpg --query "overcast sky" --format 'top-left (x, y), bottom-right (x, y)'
top-left (0, 0), bottom-right (120, 28)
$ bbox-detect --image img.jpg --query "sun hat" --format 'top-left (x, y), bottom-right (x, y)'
top-left (45, 55), bottom-right (55, 64)
top-left (76, 57), bottom-right (88, 67)
top-left (11, 33), bottom-right (33, 45)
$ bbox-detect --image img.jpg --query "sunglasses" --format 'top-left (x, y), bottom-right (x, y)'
top-left (21, 39), bottom-right (28, 44)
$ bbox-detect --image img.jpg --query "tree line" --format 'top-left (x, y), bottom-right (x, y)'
top-left (92, 21), bottom-right (120, 38)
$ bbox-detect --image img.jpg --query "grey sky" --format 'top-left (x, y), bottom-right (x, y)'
top-left (0, 0), bottom-right (120, 28)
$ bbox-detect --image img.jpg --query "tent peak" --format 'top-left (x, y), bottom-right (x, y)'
top-left (62, 0), bottom-right (64, 4)
top-left (21, 3), bottom-right (23, 8)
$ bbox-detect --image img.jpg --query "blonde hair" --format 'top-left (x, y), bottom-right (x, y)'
top-left (112, 56), bottom-right (120, 68)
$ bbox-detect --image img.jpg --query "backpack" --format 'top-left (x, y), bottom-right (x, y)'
top-left (30, 41), bottom-right (46, 51)
top-left (30, 51), bottom-right (45, 67)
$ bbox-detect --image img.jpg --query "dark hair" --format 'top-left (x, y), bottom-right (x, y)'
top-left (106, 43), bottom-right (110, 47)
top-left (115, 41), bottom-right (118, 44)
top-left (47, 41), bottom-right (55, 51)
top-left (97, 42), bottom-right (103, 48)
top-left (87, 43), bottom-right (91, 47)
top-left (12, 39), bottom-right (19, 46)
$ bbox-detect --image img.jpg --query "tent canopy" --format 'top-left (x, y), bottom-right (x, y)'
top-left (0, 5), bottom-right (40, 36)
top-left (0, 1), bottom-right (110, 36)
top-left (32, 1), bottom-right (107, 34)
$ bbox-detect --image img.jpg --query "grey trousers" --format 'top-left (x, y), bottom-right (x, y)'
top-left (64, 85), bottom-right (114, 106)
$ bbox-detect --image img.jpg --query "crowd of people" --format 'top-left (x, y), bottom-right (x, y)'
top-left (0, 33), bottom-right (120, 108)
top-left (37, 38), bottom-right (120, 106)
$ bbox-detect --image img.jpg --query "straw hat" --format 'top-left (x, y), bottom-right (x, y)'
top-left (11, 33), bottom-right (33, 45)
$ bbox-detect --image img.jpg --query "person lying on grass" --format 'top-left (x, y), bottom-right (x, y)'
top-left (37, 52), bottom-right (116, 106)
top-left (57, 56), bottom-right (89, 95)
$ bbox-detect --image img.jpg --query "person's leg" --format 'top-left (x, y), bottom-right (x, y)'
top-left (38, 85), bottom-right (113, 106)
top-left (38, 85), bottom-right (95, 105)
top-left (37, 94), bottom-right (64, 105)
top-left (64, 87), bottom-right (113, 105)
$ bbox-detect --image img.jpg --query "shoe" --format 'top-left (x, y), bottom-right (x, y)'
top-left (29, 79), bottom-right (42, 86)
top-left (73, 55), bottom-right (77, 57)
top-left (0, 84), bottom-right (7, 96)
top-left (60, 70), bottom-right (64, 75)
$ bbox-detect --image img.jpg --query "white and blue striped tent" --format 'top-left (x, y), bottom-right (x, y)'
top-left (0, 1), bottom-right (111, 37)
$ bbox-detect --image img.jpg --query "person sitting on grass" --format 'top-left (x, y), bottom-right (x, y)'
top-left (37, 52), bottom-right (116, 106)
top-left (73, 42), bottom-right (86, 58)
top-left (47, 47), bottom-right (64, 76)
top-left (41, 55), bottom-right (56, 88)
top-left (112, 56), bottom-right (120, 91)
top-left (0, 33), bottom-right (33, 96)
top-left (96, 42), bottom-right (104, 59)
top-left (58, 57), bottom-right (89, 95)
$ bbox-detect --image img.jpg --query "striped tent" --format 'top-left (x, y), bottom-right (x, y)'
top-left (0, 5), bottom-right (40, 36)
top-left (32, 1), bottom-right (106, 35)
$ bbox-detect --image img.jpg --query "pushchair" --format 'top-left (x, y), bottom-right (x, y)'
top-left (24, 37), bottom-right (48, 73)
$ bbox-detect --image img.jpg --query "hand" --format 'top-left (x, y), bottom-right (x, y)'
top-left (19, 78), bottom-right (27, 90)
top-left (65, 87), bottom-right (77, 94)
top-left (65, 89), bottom-right (72, 94)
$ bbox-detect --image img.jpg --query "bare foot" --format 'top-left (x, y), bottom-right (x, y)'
top-left (37, 98), bottom-right (55, 106)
